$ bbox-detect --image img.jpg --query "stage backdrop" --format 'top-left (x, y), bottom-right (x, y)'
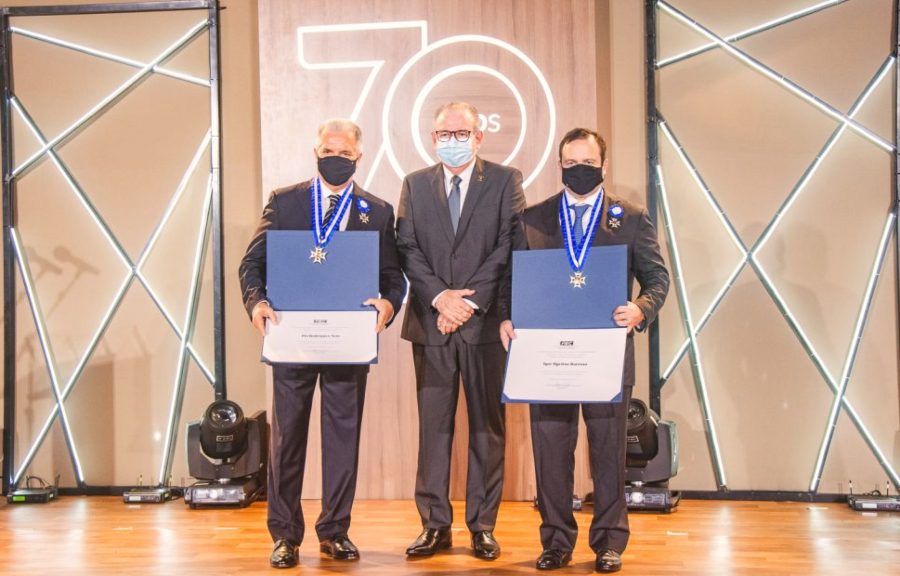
top-left (652, 0), bottom-right (900, 494)
top-left (257, 0), bottom-right (598, 500)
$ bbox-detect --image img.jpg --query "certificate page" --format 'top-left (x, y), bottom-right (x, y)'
top-left (262, 310), bottom-right (377, 364)
top-left (503, 327), bottom-right (627, 403)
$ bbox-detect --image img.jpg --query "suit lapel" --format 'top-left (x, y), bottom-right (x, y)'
top-left (428, 164), bottom-right (455, 245)
top-left (592, 191), bottom-right (613, 246)
top-left (548, 193), bottom-right (564, 248)
top-left (454, 157), bottom-right (487, 246)
top-left (289, 181), bottom-right (314, 230)
top-left (346, 185), bottom-right (361, 231)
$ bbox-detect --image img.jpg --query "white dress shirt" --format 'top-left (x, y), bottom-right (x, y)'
top-left (442, 160), bottom-right (477, 208)
top-left (563, 186), bottom-right (603, 232)
top-left (319, 180), bottom-right (354, 231)
top-left (433, 160), bottom-right (479, 310)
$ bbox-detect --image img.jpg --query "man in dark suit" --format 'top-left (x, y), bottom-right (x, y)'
top-left (239, 118), bottom-right (406, 569)
top-left (396, 102), bottom-right (526, 560)
top-left (499, 128), bottom-right (669, 573)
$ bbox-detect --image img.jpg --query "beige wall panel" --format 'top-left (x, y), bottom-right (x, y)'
top-left (827, 247), bottom-right (900, 492)
top-left (653, 0), bottom-right (899, 491)
top-left (257, 0), bottom-right (598, 500)
top-left (658, 52), bottom-right (840, 244)
top-left (52, 73), bottom-right (211, 259)
top-left (657, 1), bottom-right (838, 63)
top-left (697, 268), bottom-right (835, 491)
top-left (755, 134), bottom-right (892, 378)
top-left (14, 162), bottom-right (126, 374)
top-left (608, 0), bottom-right (655, 408)
top-left (852, 70), bottom-right (894, 144)
top-left (661, 361), bottom-right (718, 491)
top-left (655, 130), bottom-right (749, 327)
top-left (734, 0), bottom-right (893, 113)
top-left (662, 1), bottom-right (842, 44)
top-left (216, 1), bottom-right (267, 418)
top-left (0, 0), bottom-right (266, 488)
top-left (2, 0), bottom-right (895, 498)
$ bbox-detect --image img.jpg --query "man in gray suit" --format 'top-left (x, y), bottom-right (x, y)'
top-left (499, 128), bottom-right (669, 573)
top-left (396, 102), bottom-right (526, 560)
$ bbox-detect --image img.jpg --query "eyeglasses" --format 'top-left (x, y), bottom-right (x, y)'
top-left (434, 129), bottom-right (472, 142)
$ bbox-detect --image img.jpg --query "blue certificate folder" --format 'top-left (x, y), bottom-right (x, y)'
top-left (503, 244), bottom-right (628, 404)
top-left (266, 230), bottom-right (379, 311)
top-left (511, 244), bottom-right (627, 328)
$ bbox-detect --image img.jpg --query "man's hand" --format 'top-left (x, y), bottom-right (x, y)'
top-left (251, 300), bottom-right (278, 336)
top-left (499, 319), bottom-right (517, 351)
top-left (364, 298), bottom-right (394, 333)
top-left (434, 288), bottom-right (476, 326)
top-left (613, 301), bottom-right (644, 333)
top-left (436, 312), bottom-right (462, 335)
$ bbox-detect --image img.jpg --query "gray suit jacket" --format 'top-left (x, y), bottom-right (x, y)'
top-left (498, 190), bottom-right (669, 387)
top-left (396, 157), bottom-right (526, 345)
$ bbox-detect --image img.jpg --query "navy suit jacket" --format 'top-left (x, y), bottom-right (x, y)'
top-left (239, 179), bottom-right (406, 323)
top-left (499, 190), bottom-right (669, 387)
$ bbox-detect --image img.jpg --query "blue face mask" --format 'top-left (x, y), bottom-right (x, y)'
top-left (436, 139), bottom-right (474, 168)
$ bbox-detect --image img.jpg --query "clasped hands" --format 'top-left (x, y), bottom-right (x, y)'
top-left (499, 301), bottom-right (645, 351)
top-left (251, 298), bottom-right (394, 336)
top-left (435, 288), bottom-right (476, 335)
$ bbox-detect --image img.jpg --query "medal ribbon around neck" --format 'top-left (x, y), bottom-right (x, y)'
top-left (311, 176), bottom-right (354, 247)
top-left (559, 187), bottom-right (604, 274)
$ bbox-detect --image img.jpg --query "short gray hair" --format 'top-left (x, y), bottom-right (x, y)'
top-left (316, 118), bottom-right (362, 149)
top-left (433, 102), bottom-right (480, 128)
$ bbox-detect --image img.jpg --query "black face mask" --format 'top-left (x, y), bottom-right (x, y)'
top-left (562, 163), bottom-right (603, 196)
top-left (318, 155), bottom-right (357, 186)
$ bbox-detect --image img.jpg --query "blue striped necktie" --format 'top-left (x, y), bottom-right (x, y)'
top-left (572, 203), bottom-right (589, 246)
top-left (449, 175), bottom-right (462, 233)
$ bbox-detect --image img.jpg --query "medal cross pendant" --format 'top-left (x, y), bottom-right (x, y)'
top-left (570, 271), bottom-right (586, 288)
top-left (310, 246), bottom-right (327, 264)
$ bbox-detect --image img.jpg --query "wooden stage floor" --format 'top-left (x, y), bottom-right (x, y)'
top-left (0, 497), bottom-right (897, 575)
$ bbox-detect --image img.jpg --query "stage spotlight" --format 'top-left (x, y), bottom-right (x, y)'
top-left (183, 399), bottom-right (268, 508)
top-left (625, 398), bottom-right (680, 512)
top-left (200, 400), bottom-right (249, 459)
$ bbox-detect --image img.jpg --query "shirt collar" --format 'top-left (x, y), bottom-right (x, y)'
top-left (443, 158), bottom-right (477, 189)
top-left (564, 185), bottom-right (604, 207)
top-left (318, 178), bottom-right (353, 200)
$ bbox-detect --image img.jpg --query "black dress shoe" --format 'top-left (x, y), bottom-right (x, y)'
top-left (595, 549), bottom-right (622, 573)
top-left (319, 534), bottom-right (360, 560)
top-left (269, 538), bottom-right (298, 569)
top-left (405, 528), bottom-right (452, 556)
top-left (471, 530), bottom-right (500, 560)
top-left (536, 549), bottom-right (572, 570)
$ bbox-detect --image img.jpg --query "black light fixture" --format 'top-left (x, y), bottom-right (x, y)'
top-left (183, 399), bottom-right (268, 508)
top-left (624, 398), bottom-right (680, 512)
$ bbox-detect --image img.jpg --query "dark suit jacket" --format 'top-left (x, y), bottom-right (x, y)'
top-left (239, 180), bottom-right (406, 323)
top-left (499, 190), bottom-right (669, 387)
top-left (396, 157), bottom-right (526, 345)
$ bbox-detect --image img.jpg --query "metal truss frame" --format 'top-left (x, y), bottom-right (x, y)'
top-left (1, 0), bottom-right (225, 493)
top-left (647, 0), bottom-right (899, 493)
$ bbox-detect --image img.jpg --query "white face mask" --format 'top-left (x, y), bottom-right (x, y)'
top-left (436, 139), bottom-right (474, 167)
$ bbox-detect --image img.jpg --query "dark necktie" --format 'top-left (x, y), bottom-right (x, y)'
top-left (572, 204), bottom-right (589, 246)
top-left (449, 175), bottom-right (462, 233)
top-left (323, 193), bottom-right (341, 227)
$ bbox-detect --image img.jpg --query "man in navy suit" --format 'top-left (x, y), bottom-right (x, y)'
top-left (396, 102), bottom-right (526, 560)
top-left (239, 118), bottom-right (406, 569)
top-left (499, 128), bottom-right (668, 573)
